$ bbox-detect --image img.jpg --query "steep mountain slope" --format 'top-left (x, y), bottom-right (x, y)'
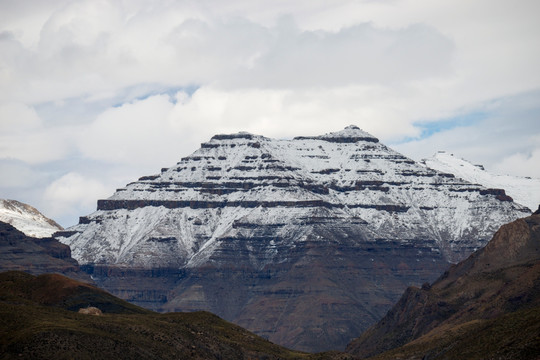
top-left (0, 221), bottom-right (91, 283)
top-left (1, 271), bottom-right (342, 360)
top-left (423, 151), bottom-right (540, 211)
top-left (0, 199), bottom-right (62, 238)
top-left (56, 126), bottom-right (529, 352)
top-left (347, 209), bottom-right (540, 359)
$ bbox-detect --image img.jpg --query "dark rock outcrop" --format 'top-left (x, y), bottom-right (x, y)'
top-left (0, 221), bottom-right (91, 283)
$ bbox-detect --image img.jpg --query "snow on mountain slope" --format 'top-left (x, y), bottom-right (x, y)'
top-left (0, 199), bottom-right (63, 238)
top-left (423, 151), bottom-right (540, 212)
top-left (58, 126), bottom-right (529, 267)
top-left (54, 126), bottom-right (532, 352)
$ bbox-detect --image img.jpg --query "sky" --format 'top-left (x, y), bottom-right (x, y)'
top-left (1, 0), bottom-right (539, 228)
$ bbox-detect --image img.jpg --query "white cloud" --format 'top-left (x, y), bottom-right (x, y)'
top-left (1, 1), bottom-right (538, 120)
top-left (0, 8), bottom-right (456, 104)
top-left (168, 86), bottom-right (424, 140)
top-left (232, 21), bottom-right (454, 88)
top-left (0, 159), bottom-right (45, 188)
top-left (0, 0), bottom-right (539, 225)
top-left (70, 85), bottom-right (428, 173)
top-left (0, 102), bottom-right (42, 133)
top-left (0, 116), bottom-right (76, 164)
top-left (42, 172), bottom-right (110, 221)
top-left (493, 148), bottom-right (540, 178)
top-left (393, 90), bottom-right (540, 179)
top-left (76, 94), bottom-right (180, 167)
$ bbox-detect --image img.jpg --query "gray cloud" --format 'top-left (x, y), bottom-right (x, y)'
top-left (227, 20), bottom-right (454, 88)
top-left (1, 8), bottom-right (455, 104)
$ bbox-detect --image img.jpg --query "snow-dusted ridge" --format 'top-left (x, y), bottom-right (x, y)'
top-left (422, 151), bottom-right (540, 212)
top-left (294, 125), bottom-right (379, 142)
top-left (57, 126), bottom-right (530, 268)
top-left (0, 199), bottom-right (63, 238)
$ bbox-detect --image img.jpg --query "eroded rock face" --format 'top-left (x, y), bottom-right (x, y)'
top-left (346, 212), bottom-right (540, 359)
top-left (56, 126), bottom-right (529, 352)
top-left (0, 221), bottom-right (91, 283)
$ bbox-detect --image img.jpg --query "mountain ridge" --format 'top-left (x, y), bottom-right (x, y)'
top-left (0, 199), bottom-right (62, 238)
top-left (59, 126), bottom-right (528, 267)
top-left (55, 126), bottom-right (529, 352)
top-left (0, 220), bottom-right (92, 283)
top-left (346, 209), bottom-right (540, 359)
top-left (422, 151), bottom-right (540, 211)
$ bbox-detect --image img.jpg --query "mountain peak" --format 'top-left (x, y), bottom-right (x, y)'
top-left (210, 131), bottom-right (266, 141)
top-left (57, 126), bottom-right (529, 352)
top-left (294, 125), bottom-right (379, 143)
top-left (0, 199), bottom-right (62, 238)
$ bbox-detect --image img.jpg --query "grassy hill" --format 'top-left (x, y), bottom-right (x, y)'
top-left (0, 271), bottom-right (352, 360)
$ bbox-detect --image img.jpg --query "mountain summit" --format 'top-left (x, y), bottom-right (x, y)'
top-left (0, 199), bottom-right (62, 238)
top-left (56, 126), bottom-right (529, 352)
top-left (295, 124), bottom-right (379, 142)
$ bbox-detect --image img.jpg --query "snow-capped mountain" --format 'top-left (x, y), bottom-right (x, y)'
top-left (56, 126), bottom-right (529, 352)
top-left (422, 151), bottom-right (540, 212)
top-left (59, 126), bottom-right (527, 267)
top-left (0, 199), bottom-right (63, 238)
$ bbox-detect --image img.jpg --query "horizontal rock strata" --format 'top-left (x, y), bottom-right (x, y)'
top-left (57, 125), bottom-right (529, 352)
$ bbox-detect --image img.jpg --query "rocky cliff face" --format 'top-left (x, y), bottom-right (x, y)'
top-left (346, 210), bottom-right (540, 359)
top-left (56, 126), bottom-right (529, 352)
top-left (0, 221), bottom-right (91, 283)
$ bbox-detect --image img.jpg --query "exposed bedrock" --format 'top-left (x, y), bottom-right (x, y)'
top-left (58, 126), bottom-right (530, 352)
top-left (0, 221), bottom-right (91, 283)
top-left (83, 231), bottom-right (449, 352)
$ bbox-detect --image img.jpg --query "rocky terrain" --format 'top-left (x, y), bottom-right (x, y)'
top-left (56, 126), bottom-right (530, 352)
top-left (423, 151), bottom-right (540, 211)
top-left (0, 199), bottom-right (62, 238)
top-left (0, 220), bottom-right (91, 283)
top-left (347, 207), bottom-right (540, 359)
top-left (1, 271), bottom-right (351, 360)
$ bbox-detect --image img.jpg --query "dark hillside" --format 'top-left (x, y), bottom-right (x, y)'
top-left (0, 221), bottom-right (91, 283)
top-left (0, 271), bottom-right (352, 360)
top-left (347, 210), bottom-right (540, 359)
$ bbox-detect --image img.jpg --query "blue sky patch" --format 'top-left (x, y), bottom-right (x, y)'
top-left (393, 110), bottom-right (488, 145)
top-left (417, 111), bottom-right (487, 138)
